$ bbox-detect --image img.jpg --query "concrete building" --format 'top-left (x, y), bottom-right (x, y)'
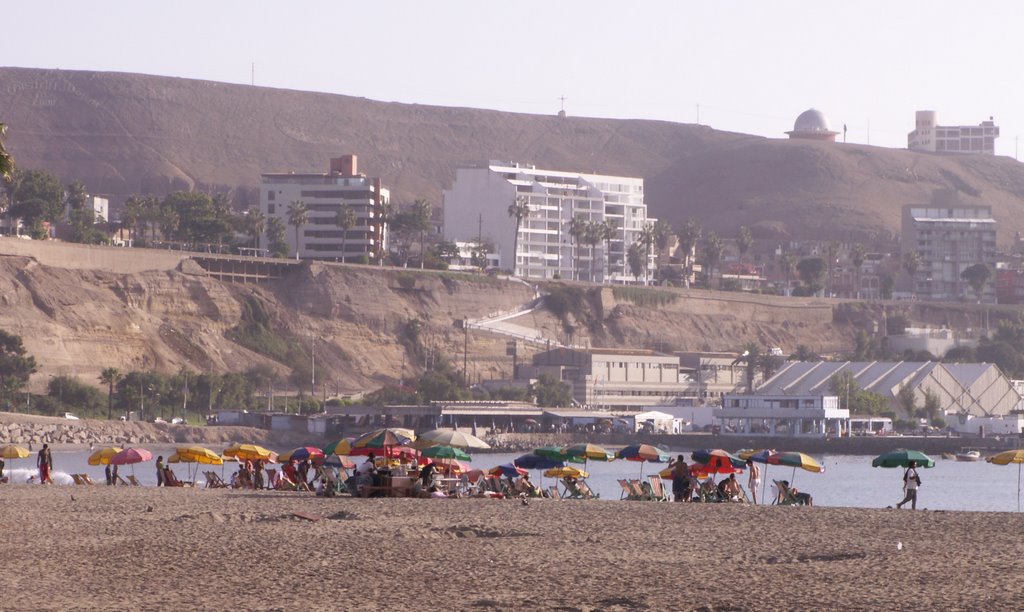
top-left (785, 109), bottom-right (839, 142)
top-left (517, 347), bottom-right (687, 410)
top-left (757, 361), bottom-right (1021, 420)
top-left (259, 155), bottom-right (389, 261)
top-left (442, 161), bottom-right (656, 283)
top-left (901, 203), bottom-right (996, 302)
top-left (908, 111), bottom-right (999, 155)
top-left (676, 351), bottom-right (748, 401)
top-left (717, 393), bottom-right (849, 437)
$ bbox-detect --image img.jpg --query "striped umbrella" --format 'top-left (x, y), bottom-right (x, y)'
top-left (616, 444), bottom-right (670, 476)
top-left (987, 450), bottom-right (1024, 512)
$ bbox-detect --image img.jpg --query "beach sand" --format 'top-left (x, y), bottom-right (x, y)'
top-left (2, 485), bottom-right (1022, 611)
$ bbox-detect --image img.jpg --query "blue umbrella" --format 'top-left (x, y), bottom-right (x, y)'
top-left (514, 454), bottom-right (566, 470)
top-left (490, 463), bottom-right (528, 479)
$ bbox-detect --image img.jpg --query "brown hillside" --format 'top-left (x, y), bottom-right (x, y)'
top-left (4, 68), bottom-right (1024, 245)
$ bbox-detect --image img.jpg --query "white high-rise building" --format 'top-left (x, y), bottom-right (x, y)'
top-left (908, 111), bottom-right (999, 155)
top-left (901, 203), bottom-right (997, 302)
top-left (259, 155), bottom-right (389, 261)
top-left (442, 161), bottom-right (656, 282)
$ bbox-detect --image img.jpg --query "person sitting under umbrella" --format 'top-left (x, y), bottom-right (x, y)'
top-left (718, 474), bottom-right (742, 501)
top-left (515, 472), bottom-right (539, 497)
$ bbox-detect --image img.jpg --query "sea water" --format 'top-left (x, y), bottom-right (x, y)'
top-left (24, 449), bottom-right (1023, 513)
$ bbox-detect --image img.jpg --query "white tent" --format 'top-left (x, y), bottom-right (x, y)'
top-left (633, 411), bottom-right (675, 433)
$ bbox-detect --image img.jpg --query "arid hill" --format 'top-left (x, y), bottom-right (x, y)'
top-left (4, 67), bottom-right (1024, 245)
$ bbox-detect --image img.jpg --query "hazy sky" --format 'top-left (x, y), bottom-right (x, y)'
top-left (6, 1), bottom-right (1024, 157)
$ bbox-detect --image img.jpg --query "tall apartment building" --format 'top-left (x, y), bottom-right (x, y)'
top-left (908, 111), bottom-right (999, 155)
top-left (901, 203), bottom-right (996, 302)
top-left (259, 155), bottom-right (389, 260)
top-left (442, 161), bottom-right (656, 282)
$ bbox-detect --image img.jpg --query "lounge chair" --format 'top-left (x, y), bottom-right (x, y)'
top-left (647, 476), bottom-right (670, 502)
top-left (116, 475), bottom-right (131, 487)
top-left (630, 479), bottom-right (653, 501)
top-left (772, 480), bottom-right (799, 505)
top-left (163, 470), bottom-right (186, 487)
top-left (70, 474), bottom-right (86, 485)
top-left (127, 475), bottom-right (142, 487)
top-left (697, 478), bottom-right (722, 503)
top-left (617, 479), bottom-right (634, 500)
top-left (80, 474), bottom-right (96, 485)
top-left (545, 485), bottom-right (560, 499)
top-left (204, 471), bottom-right (229, 488)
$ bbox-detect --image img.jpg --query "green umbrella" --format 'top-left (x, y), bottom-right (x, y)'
top-left (871, 449), bottom-right (936, 469)
top-left (534, 446), bottom-right (585, 464)
top-left (421, 445), bottom-right (472, 462)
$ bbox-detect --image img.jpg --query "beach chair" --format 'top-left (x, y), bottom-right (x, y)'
top-left (647, 476), bottom-right (670, 502)
top-left (163, 470), bottom-right (186, 487)
top-left (576, 479), bottom-right (598, 500)
top-left (697, 478), bottom-right (722, 503)
top-left (772, 480), bottom-right (799, 505)
top-left (204, 471), bottom-right (229, 489)
top-left (546, 485), bottom-right (561, 499)
top-left (116, 475), bottom-right (131, 487)
top-left (71, 474), bottom-right (86, 485)
top-left (80, 474), bottom-right (96, 485)
top-left (127, 475), bottom-right (142, 487)
top-left (629, 479), bottom-right (652, 501)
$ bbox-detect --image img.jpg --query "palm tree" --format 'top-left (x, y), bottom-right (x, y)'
top-left (0, 122), bottom-right (14, 183)
top-left (703, 231), bottom-right (724, 289)
top-left (410, 199), bottom-right (432, 269)
top-left (733, 342), bottom-right (762, 394)
top-left (850, 243), bottom-right (866, 299)
top-left (266, 216), bottom-right (287, 257)
top-left (902, 251), bottom-right (922, 295)
top-left (600, 219), bottom-right (617, 282)
top-left (652, 219), bottom-right (673, 280)
top-left (779, 253), bottom-right (795, 295)
top-left (568, 214), bottom-right (587, 281)
top-left (675, 218), bottom-right (702, 288)
top-left (627, 241), bottom-right (645, 281)
top-left (825, 241), bottom-right (840, 297)
top-left (507, 196), bottom-right (531, 276)
top-left (334, 204), bottom-right (356, 262)
top-left (246, 207), bottom-right (265, 251)
top-left (99, 367), bottom-right (122, 421)
top-left (737, 226), bottom-right (753, 264)
top-left (637, 223), bottom-right (656, 285)
top-left (122, 195), bottom-right (145, 242)
top-left (286, 200), bottom-right (308, 261)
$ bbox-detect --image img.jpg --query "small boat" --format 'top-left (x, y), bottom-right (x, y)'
top-left (955, 449), bottom-right (982, 462)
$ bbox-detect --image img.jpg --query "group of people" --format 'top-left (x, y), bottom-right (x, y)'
top-left (667, 455), bottom-right (812, 504)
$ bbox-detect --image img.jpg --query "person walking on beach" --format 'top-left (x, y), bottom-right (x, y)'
top-left (105, 464), bottom-right (112, 485)
top-left (36, 444), bottom-right (53, 484)
top-left (746, 459), bottom-right (761, 504)
top-left (896, 461), bottom-right (921, 509)
top-left (155, 456), bottom-right (165, 487)
top-left (669, 455), bottom-right (690, 502)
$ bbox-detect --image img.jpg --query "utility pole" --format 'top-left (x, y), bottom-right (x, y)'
top-left (463, 317), bottom-right (469, 387)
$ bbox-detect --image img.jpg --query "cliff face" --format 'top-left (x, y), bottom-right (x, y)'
top-left (4, 67), bottom-right (1024, 245)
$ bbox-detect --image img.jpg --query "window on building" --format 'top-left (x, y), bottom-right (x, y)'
top-left (267, 191), bottom-right (275, 201)
top-left (268, 203), bottom-right (276, 215)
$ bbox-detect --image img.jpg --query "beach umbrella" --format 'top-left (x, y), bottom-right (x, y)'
top-left (987, 450), bottom-right (1024, 512)
top-left (767, 451), bottom-right (824, 487)
top-left (88, 446), bottom-right (123, 466)
top-left (173, 446), bottom-right (224, 482)
top-left (616, 444), bottom-right (670, 476)
top-left (514, 454), bottom-right (565, 471)
top-left (533, 446), bottom-right (585, 464)
top-left (223, 443), bottom-right (275, 462)
top-left (421, 445), bottom-right (472, 462)
top-left (110, 447), bottom-right (153, 478)
top-left (323, 438), bottom-right (356, 456)
top-left (563, 443), bottom-right (614, 469)
top-left (323, 454), bottom-right (356, 470)
top-left (0, 444), bottom-right (30, 459)
top-left (691, 449), bottom-right (746, 472)
top-left (490, 464), bottom-right (528, 479)
top-left (543, 466), bottom-right (589, 479)
top-left (414, 429), bottom-right (490, 450)
top-left (279, 446), bottom-right (325, 463)
top-left (348, 445), bottom-right (416, 460)
top-left (354, 428), bottom-right (414, 449)
top-left (871, 449), bottom-right (936, 469)
top-left (737, 449), bottom-right (775, 502)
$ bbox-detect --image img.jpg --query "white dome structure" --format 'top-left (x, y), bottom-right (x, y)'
top-left (786, 108), bottom-right (839, 142)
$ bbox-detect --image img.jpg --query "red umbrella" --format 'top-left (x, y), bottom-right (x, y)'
top-left (110, 447), bottom-right (153, 478)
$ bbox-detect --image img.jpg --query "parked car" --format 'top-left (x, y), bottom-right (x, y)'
top-left (63, 412), bottom-right (79, 420)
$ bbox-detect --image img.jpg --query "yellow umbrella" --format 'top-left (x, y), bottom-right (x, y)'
top-left (0, 444), bottom-right (30, 459)
top-left (88, 446), bottom-right (123, 466)
top-left (176, 446), bottom-right (223, 465)
top-left (987, 449), bottom-right (1024, 512)
top-left (223, 443), bottom-right (275, 462)
top-left (167, 453), bottom-right (181, 463)
top-left (544, 466), bottom-right (589, 479)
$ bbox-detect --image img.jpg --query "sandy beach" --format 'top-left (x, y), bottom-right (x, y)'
top-left (2, 486), bottom-right (1022, 611)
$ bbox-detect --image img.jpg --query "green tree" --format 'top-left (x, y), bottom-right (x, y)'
top-left (99, 367), bottom-right (122, 421)
top-left (64, 180), bottom-right (88, 213)
top-left (789, 345), bottom-right (820, 361)
top-left (850, 243), bottom-right (866, 299)
top-left (10, 168), bottom-right (64, 233)
top-left (410, 199), bottom-right (432, 269)
top-left (879, 273), bottom-right (895, 300)
top-left (122, 194), bottom-right (145, 242)
top-left (779, 253), bottom-right (795, 295)
top-left (507, 196), bottom-right (531, 276)
top-left (829, 370), bottom-right (858, 412)
top-left (67, 207), bottom-right (106, 244)
top-left (532, 374), bottom-right (572, 407)
top-left (568, 214), bottom-right (588, 281)
top-left (702, 231), bottom-right (723, 289)
top-left (627, 241), bottom-right (645, 280)
top-left (0, 330), bottom-right (36, 407)
top-left (286, 200), bottom-right (308, 260)
top-left (0, 122), bottom-right (14, 183)
top-left (896, 383), bottom-right (917, 418)
top-left (734, 342), bottom-right (762, 394)
top-left (163, 191), bottom-right (233, 246)
top-left (334, 203), bottom-right (356, 263)
top-left (902, 251), bottom-right (922, 291)
top-left (266, 216), bottom-right (288, 258)
top-left (652, 219), bottom-right (674, 277)
top-left (636, 223), bottom-right (656, 285)
top-left (960, 263), bottom-right (991, 303)
top-left (245, 207), bottom-right (265, 251)
top-left (796, 257), bottom-right (825, 294)
top-left (675, 217), bottom-right (702, 287)
top-left (736, 226), bottom-right (753, 263)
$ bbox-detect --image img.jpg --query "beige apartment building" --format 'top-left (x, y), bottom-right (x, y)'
top-left (908, 111), bottom-right (999, 155)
